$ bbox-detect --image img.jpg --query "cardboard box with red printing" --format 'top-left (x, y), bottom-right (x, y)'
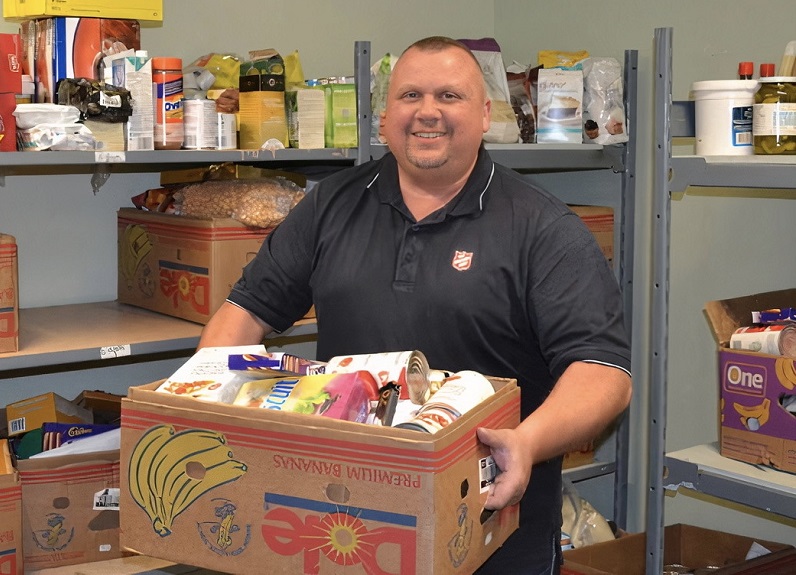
top-left (568, 205), bottom-right (614, 266)
top-left (0, 34), bottom-right (22, 152)
top-left (117, 208), bottom-right (273, 325)
top-left (17, 450), bottom-right (122, 570)
top-left (0, 234), bottom-right (19, 353)
top-left (120, 377), bottom-right (520, 574)
top-left (704, 289), bottom-right (796, 473)
top-left (0, 440), bottom-right (23, 575)
top-left (562, 523), bottom-right (793, 575)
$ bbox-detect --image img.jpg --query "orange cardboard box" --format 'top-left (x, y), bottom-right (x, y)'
top-left (120, 377), bottom-right (520, 574)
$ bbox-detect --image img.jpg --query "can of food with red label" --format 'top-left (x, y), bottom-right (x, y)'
top-left (394, 371), bottom-right (495, 433)
top-left (730, 323), bottom-right (796, 357)
top-left (324, 350), bottom-right (431, 404)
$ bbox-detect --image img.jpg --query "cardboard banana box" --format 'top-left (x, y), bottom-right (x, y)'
top-left (120, 377), bottom-right (520, 574)
top-left (705, 289), bottom-right (796, 473)
top-left (0, 466), bottom-right (23, 575)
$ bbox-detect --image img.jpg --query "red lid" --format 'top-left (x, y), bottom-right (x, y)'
top-left (738, 61), bottom-right (753, 77)
top-left (760, 63), bottom-right (776, 77)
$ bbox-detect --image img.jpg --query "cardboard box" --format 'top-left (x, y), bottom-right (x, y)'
top-left (17, 450), bottom-right (122, 570)
top-left (0, 34), bottom-right (22, 94)
top-left (5, 392), bottom-right (93, 437)
top-left (568, 205), bottom-right (614, 266)
top-left (117, 208), bottom-right (272, 325)
top-left (239, 50), bottom-right (288, 149)
top-left (4, 0), bottom-right (163, 22)
top-left (120, 377), bottom-right (521, 574)
top-left (0, 234), bottom-right (19, 353)
top-left (0, 469), bottom-right (23, 575)
top-left (704, 289), bottom-right (796, 473)
top-left (562, 523), bottom-right (793, 575)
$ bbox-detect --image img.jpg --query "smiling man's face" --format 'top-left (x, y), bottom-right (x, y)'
top-left (382, 43), bottom-right (491, 182)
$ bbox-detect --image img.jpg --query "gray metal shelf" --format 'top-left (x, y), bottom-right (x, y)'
top-left (649, 27), bottom-right (796, 574)
top-left (664, 444), bottom-right (796, 520)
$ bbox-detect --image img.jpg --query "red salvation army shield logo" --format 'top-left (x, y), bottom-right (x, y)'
top-left (451, 250), bottom-right (473, 271)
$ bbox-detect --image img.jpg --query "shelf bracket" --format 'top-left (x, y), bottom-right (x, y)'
top-left (0, 174), bottom-right (5, 187)
top-left (91, 163), bottom-right (111, 194)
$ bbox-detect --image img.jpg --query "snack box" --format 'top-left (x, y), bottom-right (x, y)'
top-left (117, 208), bottom-right (272, 325)
top-left (4, 0), bottom-right (163, 22)
top-left (17, 450), bottom-right (122, 570)
top-left (704, 288), bottom-right (796, 473)
top-left (5, 392), bottom-right (93, 437)
top-left (562, 523), bottom-right (793, 575)
top-left (120, 377), bottom-right (521, 574)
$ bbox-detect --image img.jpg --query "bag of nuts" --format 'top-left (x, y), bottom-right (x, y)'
top-left (173, 177), bottom-right (305, 228)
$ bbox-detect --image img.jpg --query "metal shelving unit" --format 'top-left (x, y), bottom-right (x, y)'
top-left (648, 26), bottom-right (796, 574)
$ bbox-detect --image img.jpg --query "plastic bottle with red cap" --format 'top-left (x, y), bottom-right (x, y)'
top-left (759, 63), bottom-right (776, 78)
top-left (738, 61), bottom-right (753, 80)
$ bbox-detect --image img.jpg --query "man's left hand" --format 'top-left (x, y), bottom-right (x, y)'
top-left (476, 426), bottom-right (533, 510)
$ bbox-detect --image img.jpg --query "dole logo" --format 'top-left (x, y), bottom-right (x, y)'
top-left (723, 361), bottom-right (765, 397)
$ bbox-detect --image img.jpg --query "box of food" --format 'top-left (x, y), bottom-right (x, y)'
top-left (0, 234), bottom-right (19, 352)
top-left (17, 450), bottom-right (122, 570)
top-left (704, 289), bottom-right (796, 473)
top-left (120, 376), bottom-right (521, 574)
top-left (562, 523), bottom-right (793, 575)
top-left (117, 208), bottom-right (272, 325)
top-left (4, 0), bottom-right (162, 21)
top-left (568, 205), bottom-right (614, 266)
top-left (5, 392), bottom-right (93, 437)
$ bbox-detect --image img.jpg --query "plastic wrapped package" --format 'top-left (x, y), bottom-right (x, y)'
top-left (561, 477), bottom-right (616, 549)
top-left (172, 177), bottom-right (305, 228)
top-left (582, 57), bottom-right (628, 145)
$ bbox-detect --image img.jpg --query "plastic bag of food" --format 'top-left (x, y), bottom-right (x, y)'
top-left (370, 53), bottom-right (397, 144)
top-left (173, 177), bottom-right (305, 228)
top-left (582, 57), bottom-right (628, 145)
top-left (561, 477), bottom-right (616, 549)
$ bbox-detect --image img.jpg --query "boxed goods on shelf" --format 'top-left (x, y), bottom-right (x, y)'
top-left (568, 205), bottom-right (614, 266)
top-left (17, 450), bottom-right (122, 570)
top-left (120, 376), bottom-right (520, 574)
top-left (0, 233), bottom-right (19, 353)
top-left (117, 208), bottom-right (272, 325)
top-left (561, 523), bottom-right (793, 575)
top-left (5, 392), bottom-right (93, 437)
top-left (3, 0), bottom-right (162, 22)
top-left (704, 289), bottom-right (796, 473)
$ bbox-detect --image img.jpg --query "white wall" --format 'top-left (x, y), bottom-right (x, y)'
top-left (3, 0), bottom-right (796, 545)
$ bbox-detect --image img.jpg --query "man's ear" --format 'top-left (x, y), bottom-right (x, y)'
top-left (379, 110), bottom-right (387, 139)
top-left (482, 99), bottom-right (492, 133)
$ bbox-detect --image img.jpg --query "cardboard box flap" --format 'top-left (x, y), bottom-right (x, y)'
top-left (705, 288), bottom-right (796, 346)
top-left (16, 449), bottom-right (119, 472)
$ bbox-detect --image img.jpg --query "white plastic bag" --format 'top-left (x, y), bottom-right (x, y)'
top-left (582, 58), bottom-right (628, 145)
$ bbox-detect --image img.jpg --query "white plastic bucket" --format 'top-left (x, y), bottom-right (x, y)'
top-left (691, 80), bottom-right (758, 155)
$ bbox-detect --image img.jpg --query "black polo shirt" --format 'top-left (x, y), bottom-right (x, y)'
top-left (228, 147), bottom-right (631, 571)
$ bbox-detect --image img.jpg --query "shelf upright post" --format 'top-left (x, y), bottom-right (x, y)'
top-left (613, 47), bottom-right (639, 531)
top-left (355, 40), bottom-right (371, 165)
top-left (647, 26), bottom-right (674, 575)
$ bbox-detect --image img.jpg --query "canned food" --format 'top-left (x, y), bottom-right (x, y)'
top-left (394, 371), bottom-right (495, 433)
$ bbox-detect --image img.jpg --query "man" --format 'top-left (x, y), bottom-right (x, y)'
top-left (199, 36), bottom-right (632, 575)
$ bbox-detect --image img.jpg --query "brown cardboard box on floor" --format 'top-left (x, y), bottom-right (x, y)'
top-left (568, 205), bottom-right (614, 266)
top-left (17, 450), bottom-right (122, 570)
top-left (0, 440), bottom-right (23, 575)
top-left (120, 377), bottom-right (521, 574)
top-left (562, 524), bottom-right (793, 575)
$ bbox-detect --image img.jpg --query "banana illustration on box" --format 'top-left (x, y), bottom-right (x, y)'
top-left (732, 397), bottom-right (771, 431)
top-left (119, 224), bottom-right (152, 288)
top-left (128, 425), bottom-right (247, 536)
top-left (774, 356), bottom-right (796, 390)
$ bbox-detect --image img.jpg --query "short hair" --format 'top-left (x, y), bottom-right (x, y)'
top-left (402, 36), bottom-right (483, 72)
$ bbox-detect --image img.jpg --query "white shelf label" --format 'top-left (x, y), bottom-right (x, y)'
top-left (94, 151), bottom-right (126, 163)
top-left (99, 344), bottom-right (131, 359)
